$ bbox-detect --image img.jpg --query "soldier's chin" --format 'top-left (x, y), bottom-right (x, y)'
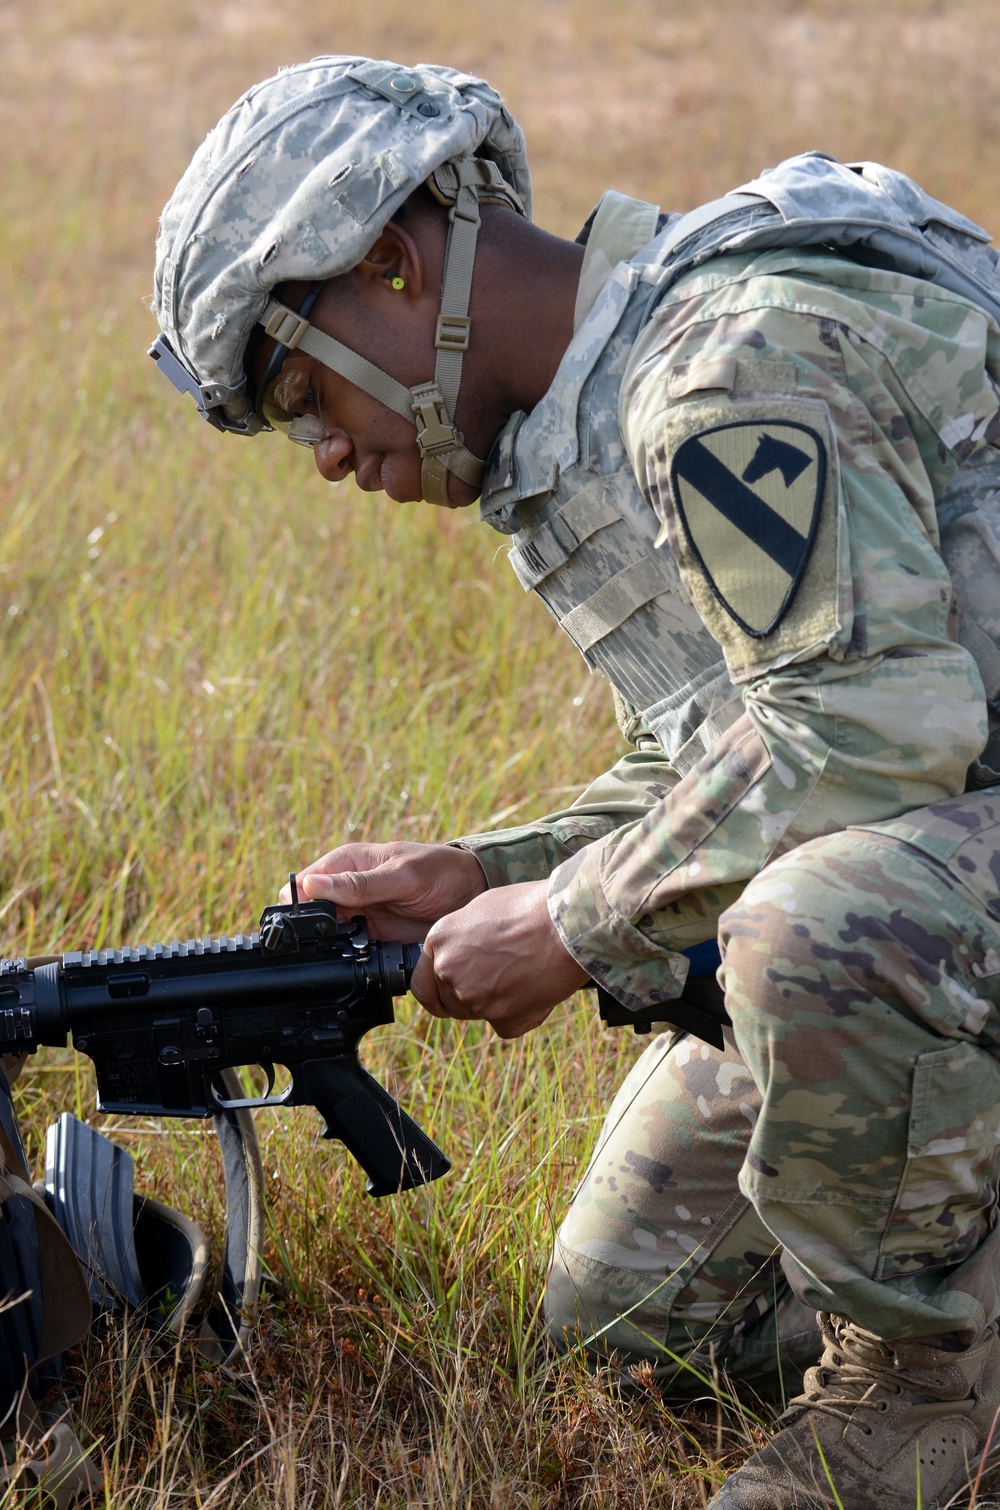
top-left (379, 460), bottom-right (421, 503)
top-left (422, 476), bottom-right (481, 510)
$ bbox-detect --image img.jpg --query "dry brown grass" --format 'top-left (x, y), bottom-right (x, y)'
top-left (2, 0), bottom-right (1000, 1504)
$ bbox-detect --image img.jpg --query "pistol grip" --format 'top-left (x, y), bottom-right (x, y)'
top-left (293, 1056), bottom-right (450, 1196)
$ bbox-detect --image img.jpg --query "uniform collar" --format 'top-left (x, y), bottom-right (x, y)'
top-left (480, 191), bottom-right (661, 532)
top-left (573, 190), bottom-right (662, 332)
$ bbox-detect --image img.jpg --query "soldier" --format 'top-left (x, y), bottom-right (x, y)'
top-left (152, 56), bottom-right (1000, 1507)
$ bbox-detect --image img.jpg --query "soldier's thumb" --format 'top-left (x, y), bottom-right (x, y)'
top-left (302, 869), bottom-right (386, 906)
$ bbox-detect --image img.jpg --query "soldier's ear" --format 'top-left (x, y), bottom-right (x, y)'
top-left (355, 221), bottom-right (424, 299)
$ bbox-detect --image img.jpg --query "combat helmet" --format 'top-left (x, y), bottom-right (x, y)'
top-left (151, 56), bottom-right (531, 502)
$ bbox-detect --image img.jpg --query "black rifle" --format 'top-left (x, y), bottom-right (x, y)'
top-left (0, 886), bottom-right (450, 1197)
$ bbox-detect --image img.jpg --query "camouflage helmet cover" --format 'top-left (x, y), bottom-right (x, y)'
top-left (152, 56), bottom-right (531, 410)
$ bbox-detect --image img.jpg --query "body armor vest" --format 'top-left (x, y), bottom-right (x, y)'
top-left (479, 152), bottom-right (1000, 775)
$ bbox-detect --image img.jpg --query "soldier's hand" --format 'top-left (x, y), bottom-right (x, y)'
top-left (282, 841), bottom-right (488, 942)
top-left (410, 879), bottom-right (590, 1039)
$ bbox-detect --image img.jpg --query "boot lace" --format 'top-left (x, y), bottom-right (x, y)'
top-left (794, 1320), bottom-right (957, 1437)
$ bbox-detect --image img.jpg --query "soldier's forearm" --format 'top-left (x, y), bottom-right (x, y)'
top-left (450, 747), bottom-right (680, 886)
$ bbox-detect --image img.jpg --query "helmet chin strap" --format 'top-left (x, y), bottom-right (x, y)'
top-left (258, 157), bottom-right (524, 503)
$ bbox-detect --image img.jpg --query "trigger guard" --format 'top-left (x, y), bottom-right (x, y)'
top-left (210, 1065), bottom-right (292, 1112)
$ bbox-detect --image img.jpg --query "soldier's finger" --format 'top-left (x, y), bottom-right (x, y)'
top-left (409, 945), bottom-right (448, 1017)
top-left (280, 846), bottom-right (386, 902)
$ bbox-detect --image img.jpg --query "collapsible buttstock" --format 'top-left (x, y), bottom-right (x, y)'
top-left (293, 1056), bottom-right (450, 1197)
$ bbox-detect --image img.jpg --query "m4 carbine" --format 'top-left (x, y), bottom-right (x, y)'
top-left (0, 888), bottom-right (450, 1197)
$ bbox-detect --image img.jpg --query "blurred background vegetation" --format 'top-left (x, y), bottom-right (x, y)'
top-left (2, 1), bottom-right (999, 1503)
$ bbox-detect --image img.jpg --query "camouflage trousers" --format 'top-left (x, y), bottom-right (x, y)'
top-left (545, 785), bottom-right (1000, 1388)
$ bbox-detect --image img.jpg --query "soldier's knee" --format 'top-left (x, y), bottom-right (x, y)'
top-left (720, 845), bottom-right (836, 1021)
top-left (718, 825), bottom-right (949, 1034)
top-left (543, 1233), bottom-right (680, 1366)
top-left (543, 1229), bottom-right (821, 1397)
top-left (543, 1237), bottom-right (607, 1355)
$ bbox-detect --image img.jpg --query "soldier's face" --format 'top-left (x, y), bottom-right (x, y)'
top-left (270, 350), bottom-right (424, 502)
top-left (251, 279), bottom-right (480, 509)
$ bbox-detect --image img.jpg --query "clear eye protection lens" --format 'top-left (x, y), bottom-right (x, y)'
top-left (259, 375), bottom-right (295, 431)
top-left (286, 413), bottom-right (328, 447)
top-left (259, 374), bottom-right (328, 447)
top-left (252, 280), bottom-right (326, 444)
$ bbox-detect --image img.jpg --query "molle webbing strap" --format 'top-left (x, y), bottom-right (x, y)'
top-left (560, 557), bottom-right (673, 653)
top-left (670, 698), bottom-right (745, 777)
top-left (508, 487), bottom-right (624, 590)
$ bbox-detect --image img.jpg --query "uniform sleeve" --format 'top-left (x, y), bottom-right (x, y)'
top-left (545, 278), bottom-right (993, 1011)
top-left (548, 665), bottom-right (982, 1011)
top-left (449, 747), bottom-right (678, 886)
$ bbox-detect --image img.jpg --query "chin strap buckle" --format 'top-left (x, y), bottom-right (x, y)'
top-left (410, 382), bottom-right (462, 456)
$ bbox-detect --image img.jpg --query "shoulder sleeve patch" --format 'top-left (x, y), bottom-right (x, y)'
top-left (653, 396), bottom-right (849, 680)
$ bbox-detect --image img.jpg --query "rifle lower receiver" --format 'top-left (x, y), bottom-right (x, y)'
top-left (0, 900), bottom-right (450, 1198)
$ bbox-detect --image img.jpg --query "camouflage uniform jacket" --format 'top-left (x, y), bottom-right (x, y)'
top-left (455, 174), bottom-right (1000, 1013)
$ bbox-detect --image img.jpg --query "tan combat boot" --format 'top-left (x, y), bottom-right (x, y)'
top-left (709, 1313), bottom-right (1000, 1509)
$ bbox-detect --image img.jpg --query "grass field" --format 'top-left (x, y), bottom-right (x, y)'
top-left (4, 0), bottom-right (1000, 1503)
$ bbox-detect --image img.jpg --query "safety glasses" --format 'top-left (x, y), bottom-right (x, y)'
top-left (256, 370), bottom-right (329, 448)
top-left (148, 283), bottom-right (326, 441)
top-left (251, 283), bottom-right (327, 445)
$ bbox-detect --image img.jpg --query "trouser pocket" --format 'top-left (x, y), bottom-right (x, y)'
top-left (875, 1041), bottom-right (1000, 1281)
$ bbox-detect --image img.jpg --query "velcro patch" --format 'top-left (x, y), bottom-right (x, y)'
top-left (656, 395), bottom-right (847, 681)
top-left (671, 418), bottom-right (826, 637)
